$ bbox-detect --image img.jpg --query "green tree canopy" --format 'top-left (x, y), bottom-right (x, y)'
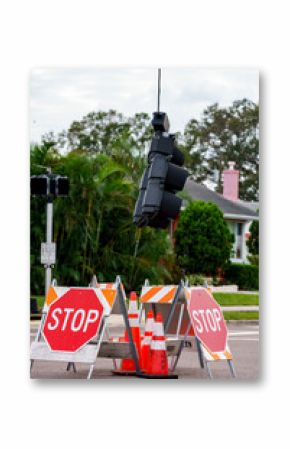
top-left (182, 99), bottom-right (259, 201)
top-left (174, 201), bottom-right (234, 275)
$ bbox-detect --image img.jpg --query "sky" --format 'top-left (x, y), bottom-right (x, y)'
top-left (30, 67), bottom-right (259, 143)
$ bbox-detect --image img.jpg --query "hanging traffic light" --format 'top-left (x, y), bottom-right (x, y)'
top-left (31, 174), bottom-right (69, 197)
top-left (133, 112), bottom-right (188, 229)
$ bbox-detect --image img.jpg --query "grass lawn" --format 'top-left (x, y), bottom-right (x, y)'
top-left (213, 292), bottom-right (259, 320)
top-left (31, 295), bottom-right (45, 309)
top-left (223, 311), bottom-right (259, 320)
top-left (212, 292), bottom-right (259, 306)
top-left (32, 291), bottom-right (259, 321)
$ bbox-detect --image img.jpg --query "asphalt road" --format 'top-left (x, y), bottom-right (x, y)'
top-left (30, 319), bottom-right (259, 381)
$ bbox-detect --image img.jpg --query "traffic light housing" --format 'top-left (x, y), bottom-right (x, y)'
top-left (30, 176), bottom-right (49, 196)
top-left (133, 112), bottom-right (189, 229)
top-left (31, 175), bottom-right (69, 198)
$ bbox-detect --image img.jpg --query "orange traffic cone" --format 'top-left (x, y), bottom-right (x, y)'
top-left (138, 312), bottom-right (178, 379)
top-left (128, 291), bottom-right (142, 358)
top-left (150, 313), bottom-right (169, 375)
top-left (141, 310), bottom-right (154, 373)
top-left (113, 291), bottom-right (142, 375)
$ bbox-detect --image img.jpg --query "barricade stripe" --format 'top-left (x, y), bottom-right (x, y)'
top-left (45, 287), bottom-right (58, 306)
top-left (101, 288), bottom-right (117, 307)
top-left (158, 287), bottom-right (177, 303)
top-left (201, 343), bottom-right (233, 361)
top-left (97, 283), bottom-right (114, 289)
top-left (141, 286), bottom-right (162, 303)
top-left (148, 286), bottom-right (175, 303)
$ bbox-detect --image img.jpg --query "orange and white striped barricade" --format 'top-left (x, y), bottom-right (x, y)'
top-left (30, 276), bottom-right (141, 379)
top-left (139, 281), bottom-right (185, 333)
top-left (139, 280), bottom-right (197, 372)
top-left (183, 287), bottom-right (236, 378)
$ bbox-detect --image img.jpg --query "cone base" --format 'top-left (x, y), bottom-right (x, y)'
top-left (112, 370), bottom-right (137, 376)
top-left (136, 373), bottom-right (178, 379)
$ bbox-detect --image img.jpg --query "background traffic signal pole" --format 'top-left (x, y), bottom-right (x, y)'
top-left (31, 169), bottom-right (69, 296)
top-left (45, 195), bottom-right (53, 296)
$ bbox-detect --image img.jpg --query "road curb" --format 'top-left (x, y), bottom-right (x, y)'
top-left (226, 320), bottom-right (259, 325)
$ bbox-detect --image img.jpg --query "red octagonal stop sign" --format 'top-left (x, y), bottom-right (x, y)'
top-left (187, 288), bottom-right (228, 353)
top-left (43, 288), bottom-right (104, 352)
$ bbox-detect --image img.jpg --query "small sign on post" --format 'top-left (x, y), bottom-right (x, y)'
top-left (41, 242), bottom-right (56, 265)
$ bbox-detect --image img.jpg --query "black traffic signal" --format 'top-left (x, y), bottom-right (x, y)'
top-left (133, 112), bottom-right (188, 229)
top-left (31, 175), bottom-right (69, 198)
top-left (50, 176), bottom-right (70, 196)
top-left (30, 175), bottom-right (49, 196)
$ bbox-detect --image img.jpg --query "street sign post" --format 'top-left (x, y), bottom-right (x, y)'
top-left (41, 242), bottom-right (56, 265)
top-left (187, 288), bottom-right (227, 353)
top-left (42, 288), bottom-right (104, 352)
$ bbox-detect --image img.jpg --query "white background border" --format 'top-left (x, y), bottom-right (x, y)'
top-left (0, 1), bottom-right (288, 448)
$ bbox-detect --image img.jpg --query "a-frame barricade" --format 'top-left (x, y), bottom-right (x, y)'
top-left (139, 280), bottom-right (236, 379)
top-left (139, 280), bottom-right (197, 373)
top-left (183, 286), bottom-right (236, 378)
top-left (30, 276), bottom-right (141, 379)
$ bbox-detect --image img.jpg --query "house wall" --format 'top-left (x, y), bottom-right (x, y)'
top-left (226, 220), bottom-right (250, 264)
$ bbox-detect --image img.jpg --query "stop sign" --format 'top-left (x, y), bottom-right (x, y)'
top-left (187, 288), bottom-right (228, 353)
top-left (43, 288), bottom-right (104, 352)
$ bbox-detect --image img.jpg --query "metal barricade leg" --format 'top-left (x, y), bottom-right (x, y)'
top-left (228, 359), bottom-right (237, 378)
top-left (104, 327), bottom-right (117, 370)
top-left (86, 317), bottom-right (108, 379)
top-left (205, 361), bottom-right (213, 379)
top-left (30, 312), bottom-right (47, 373)
top-left (66, 362), bottom-right (77, 373)
top-left (170, 321), bottom-right (192, 372)
top-left (87, 364), bottom-right (95, 380)
top-left (195, 337), bottom-right (205, 369)
top-left (164, 281), bottom-right (183, 334)
top-left (117, 283), bottom-right (141, 374)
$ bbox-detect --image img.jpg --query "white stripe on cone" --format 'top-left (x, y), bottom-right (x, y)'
top-left (151, 321), bottom-right (166, 351)
top-left (141, 316), bottom-right (154, 347)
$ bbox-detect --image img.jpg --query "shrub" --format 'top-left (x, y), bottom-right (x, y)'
top-left (175, 201), bottom-right (234, 275)
top-left (187, 274), bottom-right (206, 286)
top-left (224, 263), bottom-right (259, 291)
top-left (247, 220), bottom-right (259, 255)
top-left (248, 254), bottom-right (259, 266)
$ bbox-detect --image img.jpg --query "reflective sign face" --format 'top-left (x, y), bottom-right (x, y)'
top-left (187, 288), bottom-right (228, 353)
top-left (42, 289), bottom-right (104, 352)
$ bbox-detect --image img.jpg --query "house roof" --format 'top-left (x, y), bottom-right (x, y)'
top-left (184, 179), bottom-right (259, 221)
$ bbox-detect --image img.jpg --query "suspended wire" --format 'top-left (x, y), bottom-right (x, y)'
top-left (157, 68), bottom-right (161, 112)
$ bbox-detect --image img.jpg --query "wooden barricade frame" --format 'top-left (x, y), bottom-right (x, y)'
top-left (30, 276), bottom-right (142, 379)
top-left (139, 280), bottom-right (236, 379)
